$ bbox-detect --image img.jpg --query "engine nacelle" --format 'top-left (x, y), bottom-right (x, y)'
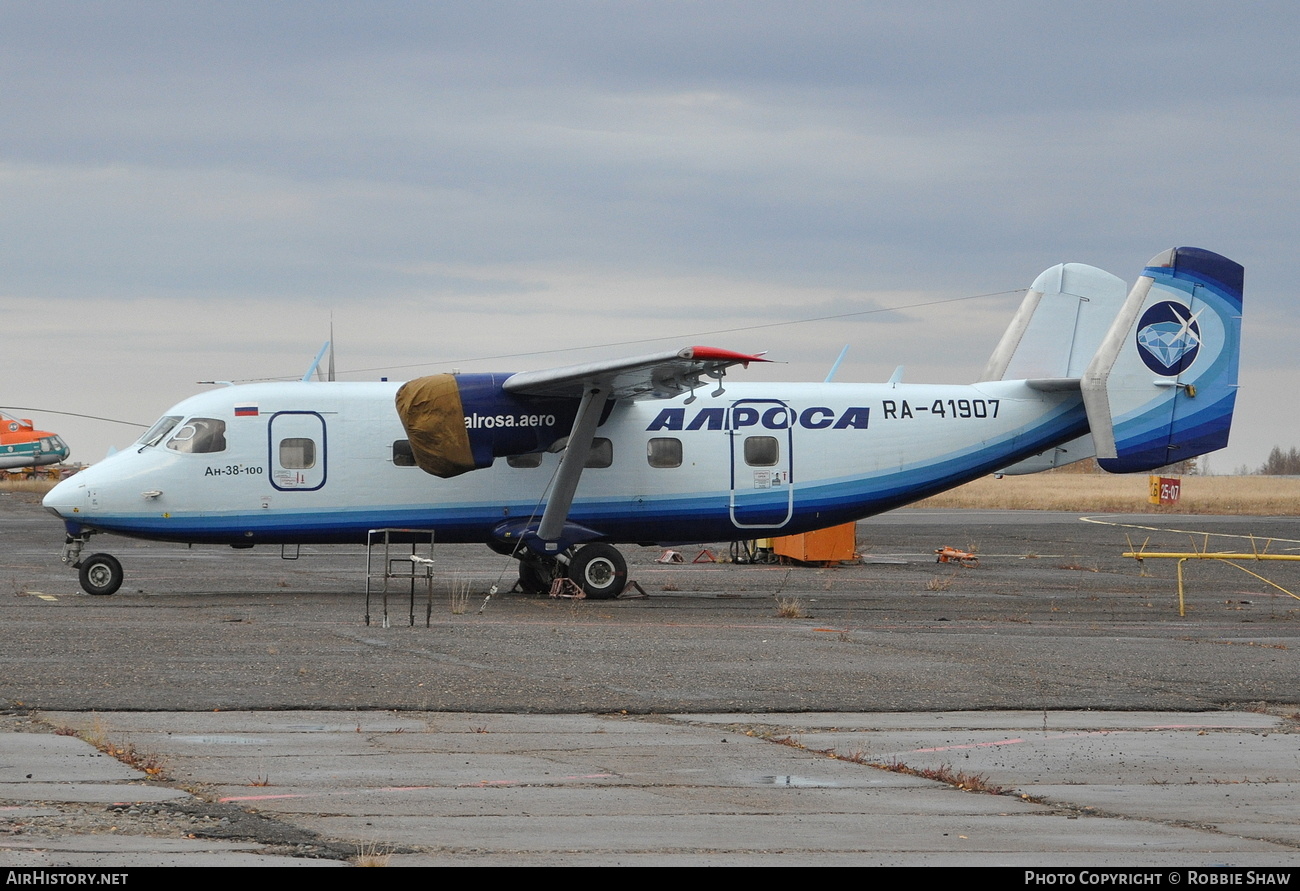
top-left (395, 373), bottom-right (578, 477)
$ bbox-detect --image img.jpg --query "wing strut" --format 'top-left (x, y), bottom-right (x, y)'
top-left (536, 384), bottom-right (610, 546)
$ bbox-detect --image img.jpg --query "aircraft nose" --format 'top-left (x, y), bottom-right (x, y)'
top-left (42, 475), bottom-right (83, 520)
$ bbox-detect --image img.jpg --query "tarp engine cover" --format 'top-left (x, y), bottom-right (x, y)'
top-left (395, 373), bottom-right (577, 477)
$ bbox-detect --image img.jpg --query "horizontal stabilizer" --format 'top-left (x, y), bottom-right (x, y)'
top-left (997, 433), bottom-right (1096, 475)
top-left (1024, 378), bottom-right (1082, 392)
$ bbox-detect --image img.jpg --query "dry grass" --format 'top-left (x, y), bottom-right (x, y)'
top-left (67, 716), bottom-right (166, 779)
top-left (872, 759), bottom-right (1009, 795)
top-left (100, 741), bottom-right (165, 777)
top-left (775, 597), bottom-right (807, 618)
top-left (759, 733), bottom-right (1009, 796)
top-left (913, 475), bottom-right (1300, 516)
top-left (354, 842), bottom-right (392, 867)
top-left (448, 575), bottom-right (471, 615)
top-left (0, 479), bottom-right (58, 494)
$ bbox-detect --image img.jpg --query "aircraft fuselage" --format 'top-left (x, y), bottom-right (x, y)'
top-left (45, 377), bottom-right (1085, 548)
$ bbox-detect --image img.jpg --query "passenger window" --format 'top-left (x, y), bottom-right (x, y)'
top-left (279, 437), bottom-right (316, 469)
top-left (167, 418), bottom-right (227, 454)
top-left (585, 438), bottom-right (613, 469)
top-left (744, 436), bottom-right (779, 467)
top-left (507, 453), bottom-right (543, 468)
top-left (647, 437), bottom-right (682, 468)
top-left (392, 440), bottom-right (416, 467)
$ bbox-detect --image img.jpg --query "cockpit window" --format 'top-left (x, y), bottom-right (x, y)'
top-left (166, 418), bottom-right (228, 454)
top-left (138, 416), bottom-right (182, 448)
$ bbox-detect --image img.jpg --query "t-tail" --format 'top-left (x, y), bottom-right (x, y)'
top-left (1080, 247), bottom-right (1243, 473)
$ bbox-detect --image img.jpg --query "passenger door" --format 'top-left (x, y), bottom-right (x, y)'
top-left (268, 411), bottom-right (327, 491)
top-left (728, 399), bottom-right (794, 529)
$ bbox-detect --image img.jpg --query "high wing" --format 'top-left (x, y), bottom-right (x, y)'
top-left (505, 347), bottom-right (767, 545)
top-left (395, 346), bottom-right (768, 550)
top-left (503, 346), bottom-right (767, 400)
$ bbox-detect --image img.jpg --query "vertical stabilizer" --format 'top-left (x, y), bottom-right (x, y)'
top-left (982, 262), bottom-right (1129, 382)
top-left (1081, 247), bottom-right (1243, 473)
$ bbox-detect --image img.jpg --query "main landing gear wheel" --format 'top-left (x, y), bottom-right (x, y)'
top-left (567, 543), bottom-right (627, 600)
top-left (78, 553), bottom-right (123, 596)
top-left (517, 558), bottom-right (558, 596)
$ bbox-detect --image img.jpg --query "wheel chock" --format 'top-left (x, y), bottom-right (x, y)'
top-left (934, 546), bottom-right (979, 568)
top-left (549, 577), bottom-right (586, 599)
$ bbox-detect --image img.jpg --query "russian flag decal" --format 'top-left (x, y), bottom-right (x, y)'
top-left (234, 403), bottom-right (259, 417)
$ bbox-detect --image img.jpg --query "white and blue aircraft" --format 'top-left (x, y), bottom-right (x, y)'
top-left (44, 247), bottom-right (1243, 598)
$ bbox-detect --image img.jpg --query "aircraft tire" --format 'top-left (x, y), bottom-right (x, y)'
top-left (78, 553), bottom-right (123, 596)
top-left (567, 544), bottom-right (627, 600)
top-left (517, 559), bottom-right (555, 596)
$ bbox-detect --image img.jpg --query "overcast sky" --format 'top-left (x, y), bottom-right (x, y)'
top-left (3, 1), bottom-right (1296, 474)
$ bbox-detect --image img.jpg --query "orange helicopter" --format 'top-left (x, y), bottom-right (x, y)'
top-left (0, 411), bottom-right (70, 474)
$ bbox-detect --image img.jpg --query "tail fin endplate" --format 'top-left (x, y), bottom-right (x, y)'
top-left (1081, 247), bottom-right (1243, 473)
top-left (982, 262), bottom-right (1129, 382)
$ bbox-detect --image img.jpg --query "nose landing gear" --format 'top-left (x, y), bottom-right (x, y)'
top-left (78, 553), bottom-right (124, 596)
top-left (61, 534), bottom-right (124, 596)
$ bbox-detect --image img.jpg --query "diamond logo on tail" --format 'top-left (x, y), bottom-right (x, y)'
top-left (1136, 301), bottom-right (1202, 375)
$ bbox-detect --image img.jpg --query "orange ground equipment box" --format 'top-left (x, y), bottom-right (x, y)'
top-left (772, 522), bottom-right (858, 564)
